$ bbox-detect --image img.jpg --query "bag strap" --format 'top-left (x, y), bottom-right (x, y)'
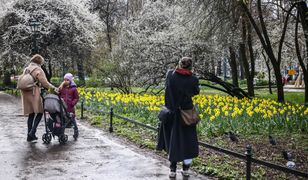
top-left (26, 66), bottom-right (38, 83)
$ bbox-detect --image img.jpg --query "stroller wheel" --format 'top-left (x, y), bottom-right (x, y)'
top-left (42, 133), bottom-right (51, 144)
top-left (59, 134), bottom-right (68, 144)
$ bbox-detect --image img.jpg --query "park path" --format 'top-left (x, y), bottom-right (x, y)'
top-left (0, 92), bottom-right (209, 180)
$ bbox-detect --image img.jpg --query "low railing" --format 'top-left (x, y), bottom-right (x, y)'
top-left (79, 101), bottom-right (308, 179)
top-left (0, 86), bottom-right (18, 95)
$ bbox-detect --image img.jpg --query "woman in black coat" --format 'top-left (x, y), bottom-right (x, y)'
top-left (157, 57), bottom-right (200, 178)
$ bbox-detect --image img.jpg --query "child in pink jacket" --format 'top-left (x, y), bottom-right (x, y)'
top-left (59, 73), bottom-right (79, 139)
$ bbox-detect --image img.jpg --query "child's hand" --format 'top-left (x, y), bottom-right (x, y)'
top-left (54, 87), bottom-right (59, 94)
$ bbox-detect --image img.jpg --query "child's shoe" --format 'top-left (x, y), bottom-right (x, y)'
top-left (181, 169), bottom-right (190, 177)
top-left (73, 129), bottom-right (79, 140)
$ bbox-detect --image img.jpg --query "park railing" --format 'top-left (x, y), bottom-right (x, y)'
top-left (79, 101), bottom-right (308, 179)
top-left (0, 86), bottom-right (18, 95)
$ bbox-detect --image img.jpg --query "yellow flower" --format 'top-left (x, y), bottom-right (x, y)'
top-left (247, 111), bottom-right (253, 117)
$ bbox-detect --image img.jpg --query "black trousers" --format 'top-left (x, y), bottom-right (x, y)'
top-left (27, 113), bottom-right (43, 135)
top-left (71, 117), bottom-right (78, 131)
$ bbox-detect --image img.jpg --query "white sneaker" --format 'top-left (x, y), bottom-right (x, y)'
top-left (169, 171), bottom-right (176, 178)
top-left (181, 170), bottom-right (190, 177)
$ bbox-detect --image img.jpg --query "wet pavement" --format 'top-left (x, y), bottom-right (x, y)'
top-left (0, 92), bottom-right (209, 180)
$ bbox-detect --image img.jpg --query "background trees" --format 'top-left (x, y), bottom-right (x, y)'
top-left (0, 0), bottom-right (307, 103)
top-left (0, 0), bottom-right (102, 84)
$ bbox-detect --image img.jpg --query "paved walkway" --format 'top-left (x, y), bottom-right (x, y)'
top-left (0, 92), bottom-right (209, 180)
top-left (284, 85), bottom-right (305, 92)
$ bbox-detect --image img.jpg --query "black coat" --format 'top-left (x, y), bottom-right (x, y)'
top-left (157, 70), bottom-right (200, 162)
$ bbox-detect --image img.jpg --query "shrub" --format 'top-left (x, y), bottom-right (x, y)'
top-left (85, 77), bottom-right (105, 87)
top-left (50, 77), bottom-right (62, 86)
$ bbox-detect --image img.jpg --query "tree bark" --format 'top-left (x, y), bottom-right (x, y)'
top-left (229, 46), bottom-right (238, 87)
top-left (240, 15), bottom-right (254, 97)
top-left (295, 1), bottom-right (308, 104)
top-left (77, 57), bottom-right (85, 86)
top-left (262, 51), bottom-right (272, 94)
top-left (240, 43), bottom-right (254, 96)
top-left (239, 60), bottom-right (245, 80)
top-left (216, 60), bottom-right (222, 76)
top-left (3, 70), bottom-right (11, 86)
top-left (247, 21), bottom-right (255, 96)
top-left (106, 0), bottom-right (113, 52)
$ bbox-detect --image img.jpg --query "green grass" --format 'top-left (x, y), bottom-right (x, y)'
top-left (199, 85), bottom-right (306, 105)
top-left (255, 89), bottom-right (305, 104)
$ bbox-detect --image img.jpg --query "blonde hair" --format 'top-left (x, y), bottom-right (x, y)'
top-left (30, 54), bottom-right (44, 65)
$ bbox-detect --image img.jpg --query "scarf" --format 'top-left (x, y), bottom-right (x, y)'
top-left (175, 68), bottom-right (192, 76)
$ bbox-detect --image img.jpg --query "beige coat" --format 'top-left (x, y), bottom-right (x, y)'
top-left (21, 63), bottom-right (55, 115)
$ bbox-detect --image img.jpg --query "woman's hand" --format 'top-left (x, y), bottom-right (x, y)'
top-left (59, 81), bottom-right (65, 90)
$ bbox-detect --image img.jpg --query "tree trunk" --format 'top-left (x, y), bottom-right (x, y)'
top-left (216, 60), bottom-right (222, 76)
top-left (77, 57), bottom-right (85, 86)
top-left (239, 0), bottom-right (287, 102)
top-left (296, 1), bottom-right (308, 104)
top-left (240, 15), bottom-right (254, 97)
top-left (240, 43), bottom-right (253, 96)
top-left (3, 70), bottom-right (11, 86)
top-left (210, 57), bottom-right (215, 74)
top-left (247, 22), bottom-right (255, 96)
top-left (239, 61), bottom-right (245, 80)
top-left (262, 51), bottom-right (272, 94)
top-left (106, 0), bottom-right (112, 52)
top-left (273, 65), bottom-right (284, 102)
top-left (41, 65), bottom-right (51, 82)
top-left (266, 62), bottom-right (273, 94)
top-left (106, 20), bottom-right (112, 52)
top-left (304, 70), bottom-right (308, 105)
top-left (229, 46), bottom-right (238, 87)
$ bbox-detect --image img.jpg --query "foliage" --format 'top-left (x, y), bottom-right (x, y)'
top-left (85, 77), bottom-right (105, 88)
top-left (109, 0), bottom-right (214, 90)
top-left (0, 0), bottom-right (102, 76)
top-left (78, 87), bottom-right (308, 137)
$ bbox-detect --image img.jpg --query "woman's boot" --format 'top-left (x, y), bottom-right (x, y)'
top-left (28, 113), bottom-right (43, 140)
top-left (27, 113), bottom-right (35, 141)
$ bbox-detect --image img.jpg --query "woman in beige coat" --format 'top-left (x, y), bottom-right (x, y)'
top-left (21, 54), bottom-right (57, 141)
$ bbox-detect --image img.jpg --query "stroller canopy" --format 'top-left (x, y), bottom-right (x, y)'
top-left (44, 94), bottom-right (66, 113)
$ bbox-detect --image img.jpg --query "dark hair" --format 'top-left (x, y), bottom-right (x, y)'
top-left (179, 57), bottom-right (192, 70)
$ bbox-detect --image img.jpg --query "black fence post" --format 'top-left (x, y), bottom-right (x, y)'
top-left (246, 145), bottom-right (252, 180)
top-left (109, 107), bottom-right (113, 133)
top-left (81, 100), bottom-right (84, 119)
top-left (157, 121), bottom-right (160, 132)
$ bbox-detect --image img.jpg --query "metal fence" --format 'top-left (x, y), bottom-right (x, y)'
top-left (79, 101), bottom-right (308, 179)
top-left (0, 86), bottom-right (18, 95)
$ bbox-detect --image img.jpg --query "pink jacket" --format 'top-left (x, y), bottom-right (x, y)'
top-left (59, 84), bottom-right (79, 115)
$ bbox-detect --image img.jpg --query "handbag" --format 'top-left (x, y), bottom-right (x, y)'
top-left (158, 106), bottom-right (173, 123)
top-left (180, 106), bottom-right (200, 126)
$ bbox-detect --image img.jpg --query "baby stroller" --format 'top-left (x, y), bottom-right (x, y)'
top-left (42, 93), bottom-right (77, 144)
